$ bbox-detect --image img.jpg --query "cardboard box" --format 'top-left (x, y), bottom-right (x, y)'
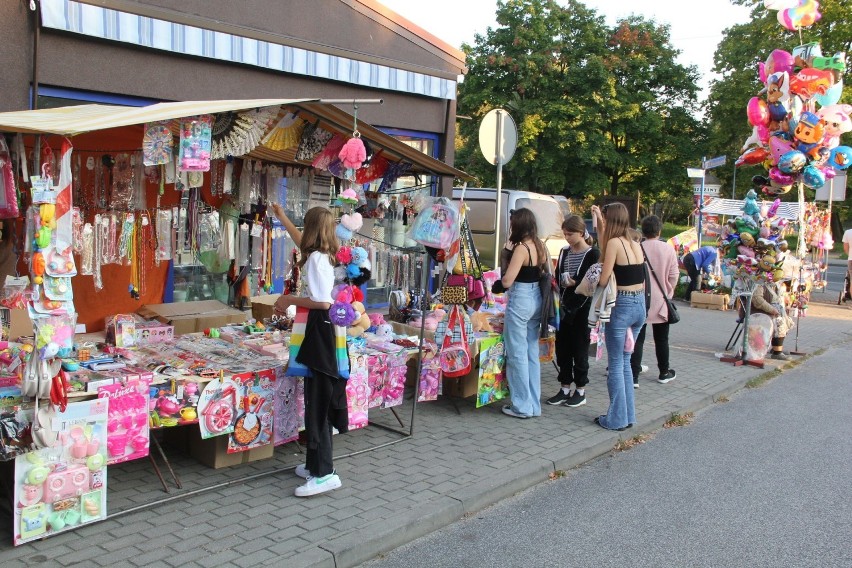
top-left (690, 293), bottom-right (730, 311)
top-left (443, 370), bottom-right (479, 398)
top-left (190, 435), bottom-right (275, 469)
top-left (249, 294), bottom-right (280, 322)
top-left (137, 300), bottom-right (247, 335)
top-left (6, 308), bottom-right (33, 340)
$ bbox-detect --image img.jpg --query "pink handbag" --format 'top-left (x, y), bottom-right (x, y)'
top-left (445, 274), bottom-right (485, 300)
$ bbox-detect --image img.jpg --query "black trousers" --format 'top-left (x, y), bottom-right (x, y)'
top-left (555, 311), bottom-right (592, 388)
top-left (630, 322), bottom-right (670, 381)
top-left (304, 371), bottom-right (347, 478)
top-left (683, 254), bottom-right (699, 301)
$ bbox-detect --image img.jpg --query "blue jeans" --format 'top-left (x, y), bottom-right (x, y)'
top-left (599, 293), bottom-right (646, 429)
top-left (504, 282), bottom-right (542, 417)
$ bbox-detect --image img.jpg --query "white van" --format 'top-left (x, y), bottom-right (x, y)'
top-left (452, 188), bottom-right (567, 270)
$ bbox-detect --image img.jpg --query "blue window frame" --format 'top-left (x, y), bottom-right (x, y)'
top-left (34, 85), bottom-right (163, 109)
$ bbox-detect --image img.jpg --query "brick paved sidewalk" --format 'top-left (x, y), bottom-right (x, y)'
top-left (1, 301), bottom-right (849, 568)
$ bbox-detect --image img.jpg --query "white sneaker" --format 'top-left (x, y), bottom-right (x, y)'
top-left (294, 472), bottom-right (342, 497)
top-left (294, 464), bottom-right (310, 479)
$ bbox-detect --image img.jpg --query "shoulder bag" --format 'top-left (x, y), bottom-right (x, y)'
top-left (641, 245), bottom-right (680, 324)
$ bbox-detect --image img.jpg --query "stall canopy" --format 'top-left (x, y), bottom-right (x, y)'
top-left (0, 98), bottom-right (471, 179)
top-left (702, 198), bottom-right (801, 221)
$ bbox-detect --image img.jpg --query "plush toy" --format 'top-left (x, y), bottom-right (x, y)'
top-left (470, 311), bottom-right (493, 333)
top-left (338, 187), bottom-right (359, 205)
top-left (368, 312), bottom-right (386, 327)
top-left (338, 137), bottom-right (367, 170)
top-left (336, 246), bottom-right (353, 265)
top-left (347, 301), bottom-right (371, 337)
top-left (340, 212), bottom-right (363, 233)
top-left (375, 323), bottom-right (394, 338)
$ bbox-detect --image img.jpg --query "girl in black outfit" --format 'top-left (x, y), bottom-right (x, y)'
top-left (547, 215), bottom-right (600, 408)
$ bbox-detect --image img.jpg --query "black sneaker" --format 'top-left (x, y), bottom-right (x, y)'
top-left (658, 369), bottom-right (677, 384)
top-left (546, 390), bottom-right (572, 405)
top-left (563, 391), bottom-right (586, 407)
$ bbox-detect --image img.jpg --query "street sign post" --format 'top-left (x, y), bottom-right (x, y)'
top-left (692, 156), bottom-right (726, 248)
top-left (479, 109), bottom-right (517, 267)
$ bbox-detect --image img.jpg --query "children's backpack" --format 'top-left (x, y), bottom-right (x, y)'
top-left (439, 305), bottom-right (472, 378)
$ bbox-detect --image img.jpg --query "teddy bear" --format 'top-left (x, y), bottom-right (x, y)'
top-left (470, 311), bottom-right (493, 333)
top-left (347, 301), bottom-right (371, 337)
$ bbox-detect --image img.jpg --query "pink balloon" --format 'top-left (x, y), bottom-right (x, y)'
top-left (822, 166), bottom-right (837, 179)
top-left (747, 97), bottom-right (770, 126)
top-left (759, 49), bottom-right (794, 83)
top-left (769, 136), bottom-right (795, 165)
top-left (769, 166), bottom-right (795, 185)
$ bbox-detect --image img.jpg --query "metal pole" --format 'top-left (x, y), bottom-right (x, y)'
top-left (697, 156), bottom-right (705, 248)
top-left (317, 99), bottom-right (384, 105)
top-left (494, 110), bottom-right (504, 270)
top-left (731, 165), bottom-right (738, 201)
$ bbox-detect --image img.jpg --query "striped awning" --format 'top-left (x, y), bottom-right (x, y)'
top-left (702, 198), bottom-right (800, 221)
top-left (0, 99), bottom-right (471, 179)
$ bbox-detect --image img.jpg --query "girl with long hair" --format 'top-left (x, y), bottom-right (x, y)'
top-left (272, 204), bottom-right (348, 497)
top-left (547, 215), bottom-right (600, 408)
top-left (590, 203), bottom-right (646, 431)
top-left (492, 208), bottom-right (545, 418)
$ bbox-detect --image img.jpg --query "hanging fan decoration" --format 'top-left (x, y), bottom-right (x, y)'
top-left (211, 106), bottom-right (280, 160)
top-left (261, 112), bottom-right (306, 151)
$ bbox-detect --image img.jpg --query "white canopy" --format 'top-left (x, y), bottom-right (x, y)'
top-left (702, 198), bottom-right (800, 221)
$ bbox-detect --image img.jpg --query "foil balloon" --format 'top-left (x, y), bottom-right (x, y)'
top-left (759, 49), bottom-right (794, 83)
top-left (736, 147), bottom-right (770, 166)
top-left (777, 150), bottom-right (807, 173)
top-left (742, 125), bottom-right (770, 150)
top-left (768, 166), bottom-right (795, 185)
top-left (769, 136), bottom-right (795, 164)
top-left (822, 166), bottom-right (837, 180)
top-left (828, 146), bottom-right (852, 170)
top-left (776, 0), bottom-right (822, 32)
top-left (764, 0), bottom-right (797, 8)
top-left (789, 68), bottom-right (834, 99)
top-left (817, 104), bottom-right (852, 148)
top-left (813, 79), bottom-right (843, 108)
top-left (801, 164), bottom-right (826, 189)
top-left (747, 97), bottom-right (770, 126)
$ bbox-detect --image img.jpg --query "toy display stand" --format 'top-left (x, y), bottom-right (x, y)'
top-left (720, 278), bottom-right (765, 369)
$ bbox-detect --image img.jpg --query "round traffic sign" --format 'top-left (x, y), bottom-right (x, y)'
top-left (479, 109), bottom-right (517, 166)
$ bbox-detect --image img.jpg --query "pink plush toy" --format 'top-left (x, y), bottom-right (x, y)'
top-left (368, 312), bottom-right (386, 327)
top-left (339, 137), bottom-right (367, 169)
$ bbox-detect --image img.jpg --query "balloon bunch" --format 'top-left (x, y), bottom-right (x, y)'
top-left (720, 192), bottom-right (790, 283)
top-left (737, 34), bottom-right (850, 195)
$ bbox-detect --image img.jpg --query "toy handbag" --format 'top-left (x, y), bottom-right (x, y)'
top-left (409, 197), bottom-right (459, 250)
top-left (439, 306), bottom-right (472, 378)
top-left (0, 137), bottom-right (19, 219)
top-left (445, 239), bottom-right (485, 302)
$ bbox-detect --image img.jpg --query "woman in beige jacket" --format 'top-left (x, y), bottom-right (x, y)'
top-left (631, 216), bottom-right (679, 385)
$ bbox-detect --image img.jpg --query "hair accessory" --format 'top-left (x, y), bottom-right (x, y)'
top-left (583, 229), bottom-right (590, 239)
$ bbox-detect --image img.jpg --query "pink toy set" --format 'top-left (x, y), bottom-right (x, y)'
top-left (98, 379), bottom-right (151, 464)
top-left (14, 398), bottom-right (108, 546)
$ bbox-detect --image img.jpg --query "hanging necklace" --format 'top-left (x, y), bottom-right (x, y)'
top-left (93, 214), bottom-right (104, 289)
top-left (80, 222), bottom-right (94, 276)
top-left (117, 212), bottom-right (135, 265)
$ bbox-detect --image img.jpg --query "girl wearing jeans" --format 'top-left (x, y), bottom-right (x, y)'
top-left (492, 208), bottom-right (544, 419)
top-left (591, 203), bottom-right (646, 431)
top-left (272, 204), bottom-right (348, 497)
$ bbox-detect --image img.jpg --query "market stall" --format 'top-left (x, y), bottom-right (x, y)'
top-left (0, 98), bottom-right (474, 544)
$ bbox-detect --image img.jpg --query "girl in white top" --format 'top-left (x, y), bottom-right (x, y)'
top-left (272, 204), bottom-right (346, 498)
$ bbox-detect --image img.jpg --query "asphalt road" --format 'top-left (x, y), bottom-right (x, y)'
top-left (363, 344), bottom-right (852, 568)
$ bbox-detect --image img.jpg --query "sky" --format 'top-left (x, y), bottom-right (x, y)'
top-left (378, 0), bottom-right (754, 99)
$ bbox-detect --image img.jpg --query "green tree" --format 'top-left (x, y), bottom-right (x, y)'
top-left (707, 0), bottom-right (852, 199)
top-left (456, 0), bottom-right (702, 211)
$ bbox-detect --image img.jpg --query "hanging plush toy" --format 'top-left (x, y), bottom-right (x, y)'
top-left (339, 135), bottom-right (367, 170)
